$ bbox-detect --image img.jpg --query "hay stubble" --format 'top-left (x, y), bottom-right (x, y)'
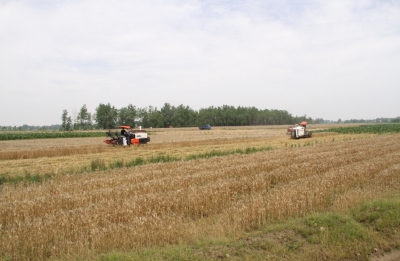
top-left (1, 134), bottom-right (400, 260)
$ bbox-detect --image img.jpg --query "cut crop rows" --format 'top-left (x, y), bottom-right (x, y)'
top-left (1, 134), bottom-right (400, 260)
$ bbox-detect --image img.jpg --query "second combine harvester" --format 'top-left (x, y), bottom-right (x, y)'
top-left (287, 122), bottom-right (312, 139)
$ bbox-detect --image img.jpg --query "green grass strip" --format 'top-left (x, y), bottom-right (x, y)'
top-left (82, 146), bottom-right (274, 173)
top-left (0, 146), bottom-right (274, 185)
top-left (313, 123), bottom-right (400, 134)
top-left (0, 131), bottom-right (107, 140)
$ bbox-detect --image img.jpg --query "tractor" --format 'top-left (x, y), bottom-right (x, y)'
top-left (287, 122), bottom-right (312, 139)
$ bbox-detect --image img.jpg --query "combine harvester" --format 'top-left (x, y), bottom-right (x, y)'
top-left (287, 122), bottom-right (312, 139)
top-left (104, 126), bottom-right (150, 146)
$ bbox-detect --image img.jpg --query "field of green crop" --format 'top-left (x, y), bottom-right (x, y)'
top-left (0, 131), bottom-right (106, 140)
top-left (314, 123), bottom-right (400, 134)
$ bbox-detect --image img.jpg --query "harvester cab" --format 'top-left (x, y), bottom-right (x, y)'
top-left (287, 122), bottom-right (312, 139)
top-left (104, 126), bottom-right (151, 146)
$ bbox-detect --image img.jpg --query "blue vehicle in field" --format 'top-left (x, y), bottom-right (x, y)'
top-left (198, 124), bottom-right (211, 130)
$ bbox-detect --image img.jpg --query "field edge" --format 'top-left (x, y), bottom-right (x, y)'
top-left (93, 194), bottom-right (400, 261)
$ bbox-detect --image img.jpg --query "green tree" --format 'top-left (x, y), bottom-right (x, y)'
top-left (61, 109), bottom-right (68, 131)
top-left (118, 104), bottom-right (137, 127)
top-left (137, 107), bottom-right (149, 128)
top-left (77, 104), bottom-right (91, 130)
top-left (198, 107), bottom-right (212, 126)
top-left (188, 107), bottom-right (198, 126)
top-left (222, 105), bottom-right (235, 126)
top-left (95, 103), bottom-right (118, 129)
top-left (160, 103), bottom-right (174, 127)
top-left (147, 106), bottom-right (161, 128)
top-left (87, 113), bottom-right (93, 130)
top-left (66, 116), bottom-right (72, 131)
top-left (173, 104), bottom-right (187, 127)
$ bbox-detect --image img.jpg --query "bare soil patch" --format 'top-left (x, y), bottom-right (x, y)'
top-left (371, 250), bottom-right (400, 261)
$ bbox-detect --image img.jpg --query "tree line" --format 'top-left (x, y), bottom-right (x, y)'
top-left (2, 106), bottom-right (397, 131)
top-left (61, 104), bottom-right (93, 131)
top-left (0, 125), bottom-right (61, 131)
top-left (60, 103), bottom-right (315, 130)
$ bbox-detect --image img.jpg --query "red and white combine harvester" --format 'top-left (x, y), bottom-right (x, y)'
top-left (104, 126), bottom-right (150, 146)
top-left (287, 122), bottom-right (312, 139)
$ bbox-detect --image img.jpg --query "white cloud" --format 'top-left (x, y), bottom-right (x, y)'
top-left (0, 0), bottom-right (399, 125)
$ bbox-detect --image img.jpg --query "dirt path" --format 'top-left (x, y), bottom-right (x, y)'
top-left (371, 250), bottom-right (400, 261)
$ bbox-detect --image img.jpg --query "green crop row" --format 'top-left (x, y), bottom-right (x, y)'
top-left (0, 132), bottom-right (107, 140)
top-left (314, 124), bottom-right (400, 134)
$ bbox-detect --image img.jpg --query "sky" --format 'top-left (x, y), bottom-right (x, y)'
top-left (1, 0), bottom-right (399, 126)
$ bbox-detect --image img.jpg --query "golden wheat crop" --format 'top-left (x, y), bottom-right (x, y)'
top-left (1, 133), bottom-right (399, 260)
top-left (0, 130), bottom-right (373, 177)
top-left (0, 123), bottom-right (368, 152)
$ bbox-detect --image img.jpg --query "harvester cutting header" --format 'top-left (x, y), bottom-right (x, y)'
top-left (287, 122), bottom-right (312, 139)
top-left (104, 126), bottom-right (150, 146)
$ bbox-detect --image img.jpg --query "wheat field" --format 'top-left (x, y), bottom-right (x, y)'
top-left (0, 123), bottom-right (360, 153)
top-left (0, 126), bottom-right (373, 179)
top-left (1, 129), bottom-right (399, 260)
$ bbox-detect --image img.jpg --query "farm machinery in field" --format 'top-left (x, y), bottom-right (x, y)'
top-left (287, 122), bottom-right (312, 139)
top-left (198, 124), bottom-right (211, 130)
top-left (104, 126), bottom-right (150, 146)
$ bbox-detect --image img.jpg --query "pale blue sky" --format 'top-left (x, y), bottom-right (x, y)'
top-left (1, 0), bottom-right (399, 125)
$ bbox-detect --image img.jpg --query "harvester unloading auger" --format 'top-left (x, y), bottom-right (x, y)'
top-left (104, 126), bottom-right (150, 146)
top-left (287, 121), bottom-right (312, 139)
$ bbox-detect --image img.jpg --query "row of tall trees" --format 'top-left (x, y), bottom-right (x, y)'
top-left (61, 105), bottom-right (93, 131)
top-left (61, 103), bottom-right (314, 130)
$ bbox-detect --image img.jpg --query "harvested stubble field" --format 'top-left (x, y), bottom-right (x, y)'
top-left (0, 124), bottom-right (361, 152)
top-left (0, 126), bottom-right (400, 260)
top-left (0, 126), bottom-right (372, 179)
